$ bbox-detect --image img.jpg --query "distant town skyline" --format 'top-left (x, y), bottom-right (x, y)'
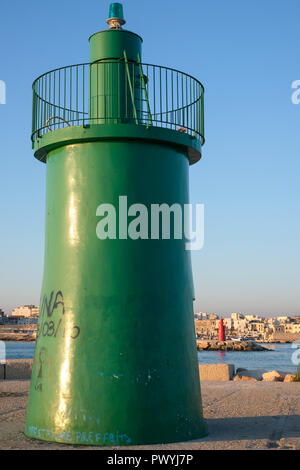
top-left (0, 304), bottom-right (298, 319)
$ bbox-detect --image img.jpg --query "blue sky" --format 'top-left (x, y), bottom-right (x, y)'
top-left (0, 0), bottom-right (299, 316)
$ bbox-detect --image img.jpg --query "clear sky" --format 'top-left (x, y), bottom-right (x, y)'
top-left (0, 0), bottom-right (299, 316)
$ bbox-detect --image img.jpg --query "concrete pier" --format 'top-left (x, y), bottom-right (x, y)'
top-left (1, 379), bottom-right (300, 450)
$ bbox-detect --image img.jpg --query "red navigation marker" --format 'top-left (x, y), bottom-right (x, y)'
top-left (218, 317), bottom-right (226, 341)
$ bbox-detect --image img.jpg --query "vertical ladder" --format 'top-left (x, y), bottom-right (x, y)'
top-left (123, 50), bottom-right (139, 125)
top-left (137, 53), bottom-right (153, 127)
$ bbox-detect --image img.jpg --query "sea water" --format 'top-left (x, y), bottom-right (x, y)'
top-left (3, 341), bottom-right (299, 373)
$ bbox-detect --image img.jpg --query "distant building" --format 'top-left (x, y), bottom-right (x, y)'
top-left (11, 305), bottom-right (39, 318)
top-left (222, 318), bottom-right (233, 330)
top-left (194, 319), bottom-right (217, 337)
top-left (30, 306), bottom-right (39, 317)
top-left (284, 323), bottom-right (300, 334)
top-left (194, 312), bottom-right (207, 320)
top-left (231, 313), bottom-right (245, 321)
top-left (277, 316), bottom-right (291, 323)
top-left (273, 324), bottom-right (285, 334)
top-left (245, 314), bottom-right (262, 322)
top-left (233, 319), bottom-right (248, 335)
top-left (208, 313), bottom-right (219, 320)
top-left (292, 324), bottom-right (300, 334)
top-left (248, 321), bottom-right (265, 333)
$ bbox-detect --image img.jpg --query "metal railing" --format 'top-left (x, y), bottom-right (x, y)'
top-left (31, 61), bottom-right (204, 144)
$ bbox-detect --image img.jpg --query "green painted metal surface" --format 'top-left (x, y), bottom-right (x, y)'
top-left (25, 2), bottom-right (206, 446)
top-left (89, 30), bottom-right (142, 63)
top-left (32, 124), bottom-right (202, 165)
top-left (25, 140), bottom-right (206, 445)
top-left (89, 28), bottom-right (142, 124)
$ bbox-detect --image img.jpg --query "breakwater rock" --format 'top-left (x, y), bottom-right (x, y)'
top-left (0, 333), bottom-right (35, 342)
top-left (233, 368), bottom-right (298, 382)
top-left (197, 339), bottom-right (270, 352)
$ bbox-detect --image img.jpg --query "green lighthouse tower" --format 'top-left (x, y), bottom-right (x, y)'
top-left (25, 3), bottom-right (206, 446)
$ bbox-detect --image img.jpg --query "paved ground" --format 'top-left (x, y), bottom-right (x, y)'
top-left (1, 380), bottom-right (300, 450)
